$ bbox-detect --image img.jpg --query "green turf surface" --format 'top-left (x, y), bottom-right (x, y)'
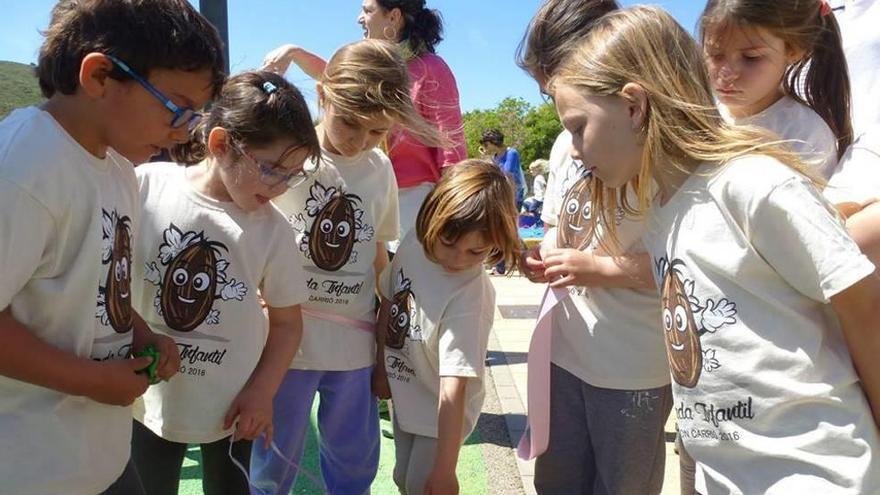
top-left (178, 400), bottom-right (487, 494)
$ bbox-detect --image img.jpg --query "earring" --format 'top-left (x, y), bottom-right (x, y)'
top-left (383, 25), bottom-right (399, 41)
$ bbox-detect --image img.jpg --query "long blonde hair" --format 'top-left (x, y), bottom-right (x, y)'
top-left (551, 6), bottom-right (815, 248)
top-left (320, 39), bottom-right (444, 147)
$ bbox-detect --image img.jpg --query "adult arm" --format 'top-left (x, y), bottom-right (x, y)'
top-left (262, 44), bottom-right (327, 80)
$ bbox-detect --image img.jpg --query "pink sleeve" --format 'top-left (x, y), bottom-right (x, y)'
top-left (411, 56), bottom-right (467, 169)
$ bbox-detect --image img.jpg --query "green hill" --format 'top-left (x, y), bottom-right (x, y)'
top-left (0, 61), bottom-right (43, 119)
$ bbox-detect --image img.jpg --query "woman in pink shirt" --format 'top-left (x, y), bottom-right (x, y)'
top-left (264, 0), bottom-right (467, 251)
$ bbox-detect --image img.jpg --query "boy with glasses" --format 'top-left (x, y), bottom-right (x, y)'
top-left (0, 1), bottom-right (225, 493)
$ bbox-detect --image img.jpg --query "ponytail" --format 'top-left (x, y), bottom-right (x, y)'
top-left (786, 12), bottom-right (852, 158)
top-left (377, 0), bottom-right (444, 54)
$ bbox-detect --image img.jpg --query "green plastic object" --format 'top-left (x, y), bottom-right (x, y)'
top-left (134, 345), bottom-right (161, 385)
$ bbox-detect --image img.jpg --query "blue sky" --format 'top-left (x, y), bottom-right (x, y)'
top-left (0, 1), bottom-right (702, 112)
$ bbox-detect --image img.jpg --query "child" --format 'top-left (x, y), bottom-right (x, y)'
top-left (517, 2), bottom-right (673, 494)
top-left (250, 39), bottom-right (441, 494)
top-left (0, 1), bottom-right (224, 493)
top-left (521, 158), bottom-right (547, 223)
top-left (551, 6), bottom-right (880, 493)
top-left (700, 0), bottom-right (852, 177)
top-left (129, 71), bottom-right (318, 495)
top-left (374, 159), bottom-right (520, 495)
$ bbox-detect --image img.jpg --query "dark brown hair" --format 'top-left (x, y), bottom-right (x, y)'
top-left (417, 159), bottom-right (521, 270)
top-left (700, 0), bottom-right (853, 158)
top-left (37, 0), bottom-right (226, 99)
top-left (516, 0), bottom-right (620, 83)
top-left (171, 71), bottom-right (320, 165)
top-left (377, 0), bottom-right (443, 54)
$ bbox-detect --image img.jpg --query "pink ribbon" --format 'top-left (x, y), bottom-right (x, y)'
top-left (301, 308), bottom-right (375, 334)
top-left (517, 286), bottom-right (569, 460)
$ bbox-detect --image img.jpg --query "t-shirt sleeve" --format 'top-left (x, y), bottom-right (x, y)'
top-left (750, 176), bottom-right (875, 302)
top-left (437, 278), bottom-right (496, 377)
top-left (825, 139), bottom-right (880, 205)
top-left (375, 157), bottom-right (400, 243)
top-left (0, 179), bottom-right (55, 310)
top-left (260, 215), bottom-right (308, 308)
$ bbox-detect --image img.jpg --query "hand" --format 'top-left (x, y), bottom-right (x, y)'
top-left (542, 248), bottom-right (605, 288)
top-left (424, 468), bottom-right (459, 495)
top-left (371, 366), bottom-right (392, 400)
top-left (224, 385), bottom-right (274, 447)
top-left (262, 44), bottom-right (297, 74)
top-left (133, 332), bottom-right (180, 381)
top-left (520, 244), bottom-right (547, 283)
top-left (86, 357), bottom-right (152, 406)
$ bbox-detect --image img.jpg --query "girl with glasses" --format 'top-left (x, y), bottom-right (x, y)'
top-left (250, 39), bottom-right (443, 494)
top-left (128, 70), bottom-right (320, 495)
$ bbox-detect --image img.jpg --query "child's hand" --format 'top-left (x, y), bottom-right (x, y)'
top-left (424, 468), bottom-right (459, 495)
top-left (520, 244), bottom-right (547, 283)
top-left (86, 357), bottom-right (152, 406)
top-left (133, 333), bottom-right (179, 381)
top-left (542, 248), bottom-right (604, 288)
top-left (371, 366), bottom-right (392, 400)
top-left (224, 386), bottom-right (274, 448)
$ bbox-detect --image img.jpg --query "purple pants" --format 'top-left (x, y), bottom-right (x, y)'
top-left (249, 366), bottom-right (379, 495)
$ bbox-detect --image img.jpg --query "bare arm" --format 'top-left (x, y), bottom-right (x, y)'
top-left (372, 297), bottom-right (392, 399)
top-left (262, 44), bottom-right (327, 80)
top-left (374, 243), bottom-right (389, 289)
top-left (0, 308), bottom-right (150, 406)
top-left (542, 248), bottom-right (656, 290)
top-left (425, 376), bottom-right (468, 495)
top-left (830, 274), bottom-right (880, 428)
top-left (845, 202), bottom-right (880, 266)
top-left (225, 304), bottom-right (302, 444)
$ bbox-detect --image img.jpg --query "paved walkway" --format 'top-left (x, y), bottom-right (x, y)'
top-left (486, 274), bottom-right (682, 495)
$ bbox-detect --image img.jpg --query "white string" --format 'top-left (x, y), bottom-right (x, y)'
top-left (228, 434), bottom-right (328, 494)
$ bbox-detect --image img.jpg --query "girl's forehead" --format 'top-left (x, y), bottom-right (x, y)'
top-left (705, 22), bottom-right (785, 52)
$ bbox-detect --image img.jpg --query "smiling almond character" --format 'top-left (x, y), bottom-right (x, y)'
top-left (310, 193), bottom-right (360, 271)
top-left (660, 262), bottom-right (702, 388)
top-left (161, 240), bottom-right (226, 332)
top-left (387, 289), bottom-right (413, 350)
top-left (106, 215), bottom-right (133, 333)
top-left (556, 175), bottom-right (593, 250)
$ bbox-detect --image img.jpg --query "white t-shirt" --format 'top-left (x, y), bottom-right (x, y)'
top-left (545, 158), bottom-right (669, 389)
top-left (273, 147), bottom-right (399, 370)
top-left (0, 107), bottom-right (137, 494)
top-left (542, 130), bottom-right (587, 226)
top-left (378, 232), bottom-right (495, 440)
top-left (833, 0), bottom-right (880, 137)
top-left (532, 174), bottom-right (546, 202)
top-left (131, 162), bottom-right (307, 443)
top-left (643, 155), bottom-right (880, 494)
top-left (825, 128), bottom-right (880, 205)
top-left (721, 96), bottom-right (838, 178)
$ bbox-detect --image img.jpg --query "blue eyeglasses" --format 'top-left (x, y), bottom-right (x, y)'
top-left (106, 54), bottom-right (203, 130)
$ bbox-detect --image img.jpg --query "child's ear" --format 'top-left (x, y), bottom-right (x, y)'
top-left (79, 53), bottom-right (115, 98)
top-left (785, 44), bottom-right (807, 65)
top-left (206, 127), bottom-right (231, 157)
top-left (620, 82), bottom-right (648, 132)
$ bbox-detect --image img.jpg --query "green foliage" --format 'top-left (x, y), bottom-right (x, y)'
top-left (462, 96), bottom-right (562, 171)
top-left (0, 61), bottom-right (43, 119)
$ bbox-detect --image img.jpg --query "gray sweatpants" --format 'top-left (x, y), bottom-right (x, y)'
top-left (534, 364), bottom-right (673, 495)
top-left (392, 415), bottom-right (439, 495)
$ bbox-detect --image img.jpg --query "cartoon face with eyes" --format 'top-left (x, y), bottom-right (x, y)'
top-left (310, 194), bottom-right (358, 271)
top-left (97, 210), bottom-right (134, 333)
top-left (144, 224), bottom-right (248, 333)
top-left (556, 175), bottom-right (593, 250)
top-left (386, 269), bottom-right (420, 349)
top-left (660, 261), bottom-right (703, 388)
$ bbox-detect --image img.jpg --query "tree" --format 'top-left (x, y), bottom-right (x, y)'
top-left (462, 96), bottom-right (561, 173)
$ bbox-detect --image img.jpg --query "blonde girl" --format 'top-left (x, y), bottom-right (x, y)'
top-left (130, 71), bottom-right (319, 495)
top-left (700, 0), bottom-right (852, 177)
top-left (250, 39), bottom-right (442, 494)
top-left (551, 6), bottom-right (880, 493)
top-left (374, 159), bottom-right (520, 495)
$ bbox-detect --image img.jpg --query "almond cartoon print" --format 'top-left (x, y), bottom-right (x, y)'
top-left (556, 174), bottom-right (593, 250)
top-left (655, 257), bottom-right (738, 388)
top-left (96, 209), bottom-right (134, 333)
top-left (386, 270), bottom-right (415, 350)
top-left (144, 224), bottom-right (248, 332)
top-left (291, 182), bottom-right (375, 272)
